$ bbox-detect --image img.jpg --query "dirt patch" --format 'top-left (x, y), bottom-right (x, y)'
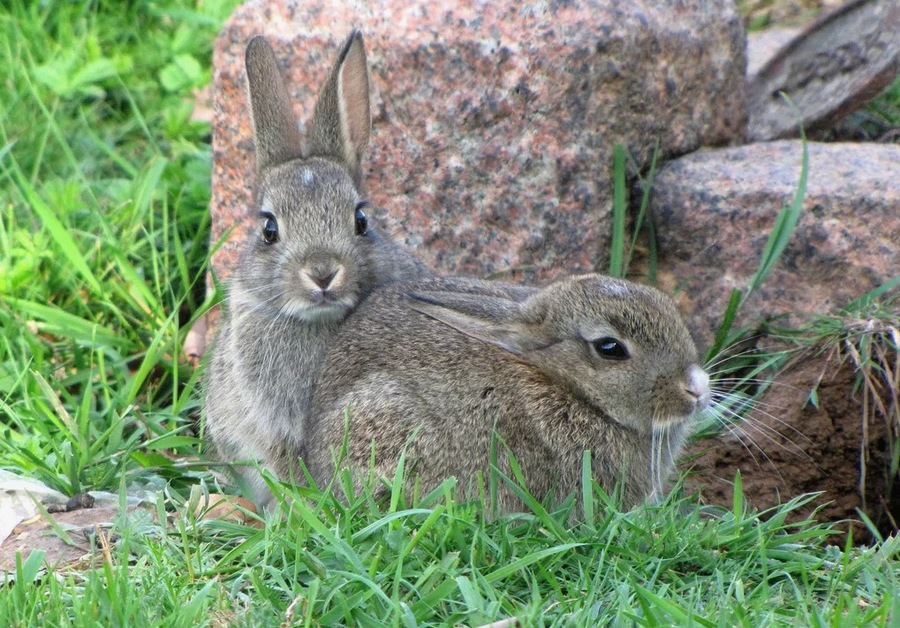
top-left (685, 351), bottom-right (899, 544)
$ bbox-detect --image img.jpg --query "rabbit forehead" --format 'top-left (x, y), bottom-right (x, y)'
top-left (258, 158), bottom-right (360, 216)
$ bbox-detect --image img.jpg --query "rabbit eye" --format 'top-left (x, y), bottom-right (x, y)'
top-left (260, 212), bottom-right (278, 244)
top-left (354, 202), bottom-right (368, 236)
top-left (592, 337), bottom-right (629, 360)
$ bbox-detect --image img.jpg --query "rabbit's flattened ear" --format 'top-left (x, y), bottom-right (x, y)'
top-left (245, 36), bottom-right (305, 177)
top-left (407, 292), bottom-right (551, 356)
top-left (308, 30), bottom-right (371, 184)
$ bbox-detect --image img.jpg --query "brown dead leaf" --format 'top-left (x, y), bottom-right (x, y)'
top-left (184, 312), bottom-right (208, 366)
top-left (193, 493), bottom-right (262, 528)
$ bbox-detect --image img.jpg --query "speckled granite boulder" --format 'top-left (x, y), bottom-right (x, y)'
top-left (209, 0), bottom-right (747, 290)
top-left (648, 140), bottom-right (900, 349)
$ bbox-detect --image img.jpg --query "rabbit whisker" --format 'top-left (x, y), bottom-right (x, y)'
top-left (226, 281), bottom-right (282, 304)
top-left (701, 408), bottom-right (782, 476)
top-left (703, 343), bottom-right (769, 371)
top-left (710, 390), bottom-right (811, 444)
top-left (230, 285), bottom-right (286, 315)
top-left (704, 403), bottom-right (813, 482)
top-left (710, 377), bottom-right (801, 394)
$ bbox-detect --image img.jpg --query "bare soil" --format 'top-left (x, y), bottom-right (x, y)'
top-left (685, 350), bottom-right (899, 544)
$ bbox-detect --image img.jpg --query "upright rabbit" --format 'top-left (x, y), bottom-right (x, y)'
top-left (305, 274), bottom-right (710, 511)
top-left (204, 32), bottom-right (424, 507)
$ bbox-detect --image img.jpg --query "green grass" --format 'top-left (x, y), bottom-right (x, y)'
top-left (3, 466), bottom-right (899, 626)
top-left (0, 0), bottom-right (227, 496)
top-left (1, 1), bottom-right (899, 625)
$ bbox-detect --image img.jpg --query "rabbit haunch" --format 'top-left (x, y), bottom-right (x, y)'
top-left (204, 32), bottom-right (424, 509)
top-left (306, 274), bottom-right (711, 511)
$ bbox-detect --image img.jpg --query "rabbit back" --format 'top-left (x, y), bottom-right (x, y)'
top-left (306, 274), bottom-right (706, 510)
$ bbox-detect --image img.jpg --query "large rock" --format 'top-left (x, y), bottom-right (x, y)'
top-left (648, 140), bottom-right (900, 350)
top-left (651, 139), bottom-right (900, 541)
top-left (209, 0), bottom-right (746, 289)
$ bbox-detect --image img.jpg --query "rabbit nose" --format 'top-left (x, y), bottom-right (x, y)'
top-left (301, 265), bottom-right (344, 292)
top-left (685, 365), bottom-right (711, 411)
top-left (312, 268), bottom-right (339, 290)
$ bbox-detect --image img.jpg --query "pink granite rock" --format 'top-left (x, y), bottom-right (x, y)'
top-left (209, 0), bottom-right (747, 291)
top-left (647, 140), bottom-right (900, 350)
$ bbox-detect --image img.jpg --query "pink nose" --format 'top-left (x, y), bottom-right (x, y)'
top-left (685, 365), bottom-right (710, 411)
top-left (311, 269), bottom-right (338, 291)
top-left (301, 265), bottom-right (344, 293)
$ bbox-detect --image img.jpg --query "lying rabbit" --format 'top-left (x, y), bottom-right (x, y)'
top-left (306, 274), bottom-right (710, 511)
top-left (204, 32), bottom-right (423, 507)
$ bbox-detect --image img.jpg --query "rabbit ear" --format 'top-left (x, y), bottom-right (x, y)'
top-left (245, 36), bottom-right (305, 177)
top-left (307, 30), bottom-right (371, 185)
top-left (407, 291), bottom-right (553, 356)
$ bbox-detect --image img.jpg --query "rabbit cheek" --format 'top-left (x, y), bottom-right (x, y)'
top-left (652, 370), bottom-right (706, 431)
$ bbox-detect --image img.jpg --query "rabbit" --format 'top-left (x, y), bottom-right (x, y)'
top-left (204, 32), bottom-right (426, 508)
top-left (304, 273), bottom-right (711, 512)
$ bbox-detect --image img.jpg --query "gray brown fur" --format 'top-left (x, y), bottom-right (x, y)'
top-left (305, 274), bottom-right (710, 512)
top-left (204, 33), bottom-right (424, 507)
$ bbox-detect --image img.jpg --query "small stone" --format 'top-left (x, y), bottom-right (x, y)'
top-left (747, 0), bottom-right (900, 141)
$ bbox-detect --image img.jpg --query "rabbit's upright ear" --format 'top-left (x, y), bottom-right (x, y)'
top-left (245, 36), bottom-right (305, 178)
top-left (307, 30), bottom-right (371, 185)
top-left (407, 292), bottom-right (553, 356)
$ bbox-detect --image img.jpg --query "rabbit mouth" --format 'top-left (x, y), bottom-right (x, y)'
top-left (651, 399), bottom-right (708, 432)
top-left (652, 412), bottom-right (696, 433)
top-left (650, 367), bottom-right (711, 431)
top-left (281, 296), bottom-right (353, 323)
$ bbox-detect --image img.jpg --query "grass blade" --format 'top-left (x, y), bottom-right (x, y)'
top-left (609, 143), bottom-right (627, 277)
top-left (483, 542), bottom-right (584, 584)
top-left (581, 450), bottom-right (594, 525)
top-left (8, 164), bottom-right (102, 293)
top-left (5, 296), bottom-right (126, 352)
top-left (706, 288), bottom-right (743, 362)
top-left (748, 129), bottom-right (808, 294)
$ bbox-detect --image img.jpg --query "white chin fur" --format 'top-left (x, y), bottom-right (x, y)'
top-left (652, 411), bottom-right (696, 436)
top-left (281, 298), bottom-right (353, 323)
